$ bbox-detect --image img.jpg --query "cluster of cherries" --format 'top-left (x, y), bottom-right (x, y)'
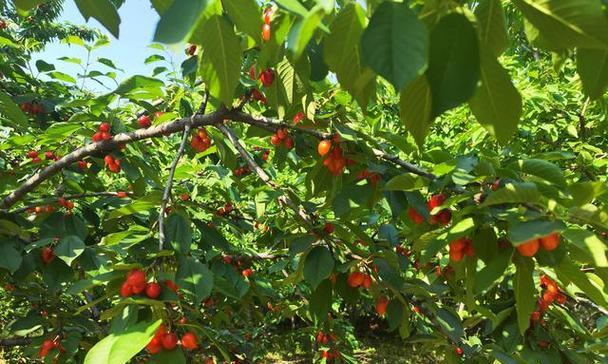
top-left (221, 254), bottom-right (254, 278)
top-left (293, 111), bottom-right (305, 124)
top-left (448, 237), bottom-right (475, 262)
top-left (191, 127), bottom-right (212, 153)
top-left (356, 169), bottom-right (381, 184)
top-left (146, 324), bottom-right (199, 354)
top-left (20, 101), bottom-right (44, 114)
top-left (216, 201), bottom-right (234, 216)
top-left (516, 232), bottom-right (560, 257)
top-left (104, 154), bottom-right (121, 173)
top-left (316, 330), bottom-right (340, 361)
top-left (119, 269), bottom-right (167, 299)
top-left (318, 136), bottom-right (349, 176)
top-left (375, 295), bottom-right (389, 316)
top-left (346, 270), bottom-right (372, 289)
top-left (531, 275), bottom-right (567, 323)
top-left (38, 336), bottom-right (64, 359)
top-left (270, 127), bottom-right (294, 150)
top-left (234, 165), bottom-right (251, 177)
top-left (92, 122), bottom-right (112, 142)
top-left (262, 7), bottom-right (272, 42)
top-left (26, 150), bottom-right (41, 163)
top-left (408, 193), bottom-right (452, 226)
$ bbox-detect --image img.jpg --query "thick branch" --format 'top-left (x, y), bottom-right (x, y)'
top-left (1, 111), bottom-right (225, 210)
top-left (0, 337), bottom-right (32, 347)
top-left (224, 110), bottom-right (436, 179)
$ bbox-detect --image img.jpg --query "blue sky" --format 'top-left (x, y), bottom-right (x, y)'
top-left (31, 0), bottom-right (187, 92)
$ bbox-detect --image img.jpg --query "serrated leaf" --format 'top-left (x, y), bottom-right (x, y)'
top-left (475, 0), bottom-right (509, 56)
top-left (577, 48), bottom-right (608, 99)
top-left (197, 15), bottom-right (242, 106)
top-left (84, 320), bottom-right (161, 364)
top-left (74, 0), bottom-right (121, 38)
top-left (303, 246), bottom-right (334, 289)
top-left (361, 1), bottom-right (428, 91)
top-left (399, 75), bottom-right (433, 147)
top-left (513, 0), bottom-right (608, 50)
top-left (323, 3), bottom-right (375, 109)
top-left (482, 182), bottom-right (540, 206)
top-left (223, 0), bottom-right (263, 42)
top-left (427, 13), bottom-right (480, 117)
top-left (153, 0), bottom-right (209, 44)
top-left (514, 256), bottom-right (536, 334)
top-left (469, 51), bottom-right (522, 144)
top-left (55, 235), bottom-right (85, 266)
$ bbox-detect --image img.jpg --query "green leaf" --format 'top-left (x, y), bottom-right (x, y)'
top-left (475, 248), bottom-right (512, 293)
top-left (568, 181), bottom-right (607, 206)
top-left (35, 60), bottom-right (56, 72)
top-left (399, 75), bottom-right (433, 147)
top-left (475, 0), bottom-right (509, 56)
top-left (196, 221), bottom-right (231, 250)
top-left (84, 320), bottom-right (161, 364)
top-left (469, 51), bottom-right (522, 144)
top-left (562, 229), bottom-right (608, 267)
top-left (482, 182), bottom-right (540, 206)
top-left (165, 213), bottom-right (193, 254)
top-left (197, 15), bottom-right (242, 106)
top-left (303, 246), bottom-right (334, 289)
top-left (55, 235), bottom-right (85, 266)
top-left (288, 6), bottom-right (324, 59)
top-left (577, 48), bottom-right (608, 99)
top-left (557, 256), bottom-right (608, 308)
top-left (513, 0), bottom-right (608, 49)
top-left (0, 90), bottom-right (28, 127)
top-left (360, 1), bottom-right (428, 91)
top-left (0, 243), bottom-right (22, 273)
top-left (427, 13), bottom-right (480, 117)
top-left (275, 0), bottom-right (308, 16)
top-left (386, 300), bottom-right (404, 331)
top-left (176, 256), bottom-right (214, 303)
top-left (107, 193), bottom-right (162, 220)
top-left (384, 173), bottom-right (429, 191)
top-left (507, 219), bottom-right (567, 245)
top-left (74, 0), bottom-right (121, 38)
top-left (436, 308), bottom-right (464, 341)
top-left (323, 3), bottom-right (375, 109)
top-left (223, 0), bottom-right (263, 42)
top-left (511, 159), bottom-right (566, 187)
top-left (153, 0), bottom-right (209, 44)
top-left (150, 349), bottom-right (187, 364)
top-left (13, 0), bottom-right (46, 11)
top-left (309, 279), bottom-right (332, 323)
top-left (514, 256), bottom-right (536, 334)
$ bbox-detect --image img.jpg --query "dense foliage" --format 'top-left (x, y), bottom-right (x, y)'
top-left (1, 0), bottom-right (608, 363)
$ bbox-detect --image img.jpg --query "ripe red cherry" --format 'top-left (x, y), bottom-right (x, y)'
top-left (41, 247), bottom-right (55, 264)
top-left (126, 269), bottom-right (146, 286)
top-left (242, 268), bottom-right (253, 277)
top-left (27, 150), bottom-right (38, 158)
top-left (44, 151), bottom-right (54, 159)
top-left (491, 178), bottom-right (501, 191)
top-left (376, 296), bottom-right (388, 316)
top-left (293, 111), bottom-right (305, 124)
top-left (347, 272), bottom-right (365, 287)
top-left (259, 69), bottom-right (275, 87)
top-left (539, 233), bottom-right (560, 251)
top-left (161, 332), bottom-right (178, 350)
top-left (39, 339), bottom-right (55, 358)
top-left (318, 140), bottom-right (331, 156)
top-left (428, 193), bottom-right (446, 209)
top-left (276, 128), bottom-right (288, 140)
top-left (138, 115), bottom-right (151, 128)
top-left (117, 191), bottom-right (127, 198)
top-left (164, 279), bottom-right (179, 293)
top-left (283, 137), bottom-right (294, 150)
top-left (262, 23), bottom-right (271, 42)
top-left (270, 134), bottom-right (281, 146)
top-left (180, 193), bottom-right (190, 201)
top-left (186, 44), bottom-right (197, 56)
top-left (145, 282), bottom-right (162, 299)
top-left (120, 282), bottom-right (133, 297)
top-left (98, 122), bottom-right (110, 132)
top-left (263, 7), bottom-right (272, 24)
top-left (455, 347), bottom-right (463, 356)
top-left (181, 331), bottom-right (198, 350)
top-left (323, 222), bottom-right (334, 234)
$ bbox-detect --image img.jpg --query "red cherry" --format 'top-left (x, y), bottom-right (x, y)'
top-left (186, 44), bottom-right (197, 56)
top-left (120, 282), bottom-right (133, 297)
top-left (248, 65), bottom-right (256, 80)
top-left (145, 282), bottom-right (162, 299)
top-left (361, 274), bottom-right (372, 289)
top-left (27, 150), bottom-right (39, 158)
top-left (180, 193), bottom-right (190, 201)
top-left (41, 247), bottom-right (55, 264)
top-left (154, 111), bottom-right (165, 119)
top-left (455, 347), bottom-right (463, 357)
top-left (117, 191), bottom-right (127, 198)
top-left (44, 151), bottom-right (54, 159)
top-left (77, 160), bottom-right (87, 169)
top-left (161, 332), bottom-right (178, 350)
top-left (242, 268), bottom-right (253, 277)
top-left (276, 128), bottom-right (288, 140)
top-left (262, 23), bottom-right (271, 42)
top-left (126, 269), bottom-right (146, 286)
top-left (165, 279), bottom-right (179, 293)
top-left (347, 272), bottom-right (365, 288)
top-left (323, 222), bottom-right (334, 234)
top-left (259, 69), bottom-right (275, 87)
top-left (263, 7), bottom-right (272, 24)
top-left (376, 296), bottom-right (388, 316)
top-left (181, 331), bottom-right (198, 350)
top-left (428, 193), bottom-right (446, 209)
top-left (407, 207), bottom-right (425, 225)
top-left (283, 136), bottom-right (294, 150)
top-left (98, 122), bottom-right (110, 132)
top-left (138, 115), bottom-right (151, 128)
top-left (251, 88), bottom-right (267, 104)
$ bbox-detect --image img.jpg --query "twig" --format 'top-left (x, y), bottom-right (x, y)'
top-left (0, 337), bottom-right (33, 347)
top-left (159, 94), bottom-right (209, 251)
top-left (4, 192), bottom-right (131, 214)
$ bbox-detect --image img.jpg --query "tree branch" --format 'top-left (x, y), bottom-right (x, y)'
top-left (0, 337), bottom-right (32, 347)
top-left (3, 192), bottom-right (131, 214)
top-left (1, 111), bottom-right (225, 210)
